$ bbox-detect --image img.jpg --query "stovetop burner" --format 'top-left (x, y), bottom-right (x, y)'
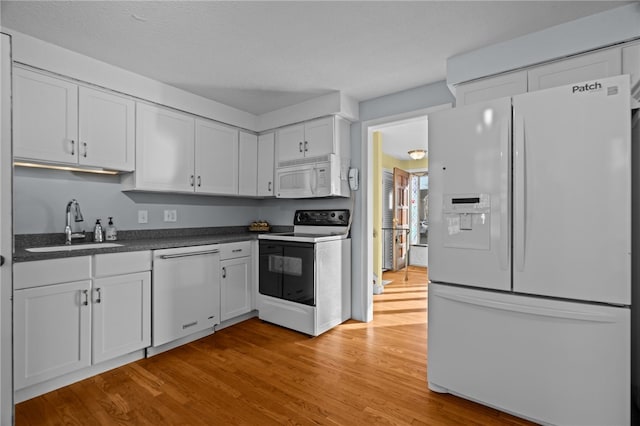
top-left (258, 209), bottom-right (350, 243)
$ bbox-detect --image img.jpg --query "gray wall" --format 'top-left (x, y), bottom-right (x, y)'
top-left (14, 167), bottom-right (263, 234)
top-left (13, 166), bottom-right (353, 234)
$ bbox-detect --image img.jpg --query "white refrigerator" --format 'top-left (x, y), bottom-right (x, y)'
top-left (427, 75), bottom-right (631, 426)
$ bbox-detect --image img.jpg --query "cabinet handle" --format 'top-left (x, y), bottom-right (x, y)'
top-left (222, 266), bottom-right (226, 278)
top-left (197, 176), bottom-right (201, 187)
top-left (94, 288), bottom-right (102, 304)
top-left (82, 142), bottom-right (88, 158)
top-left (268, 181), bottom-right (272, 192)
top-left (81, 289), bottom-right (89, 306)
top-left (190, 175), bottom-right (195, 187)
top-left (299, 141), bottom-right (303, 153)
top-left (70, 140), bottom-right (75, 156)
top-left (304, 141), bottom-right (308, 152)
top-left (232, 249), bottom-right (242, 253)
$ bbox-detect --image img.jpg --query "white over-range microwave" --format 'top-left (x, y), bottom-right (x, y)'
top-left (275, 154), bottom-right (350, 198)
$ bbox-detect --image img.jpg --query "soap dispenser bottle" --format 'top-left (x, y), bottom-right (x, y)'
top-left (94, 219), bottom-right (104, 243)
top-left (105, 217), bottom-right (117, 241)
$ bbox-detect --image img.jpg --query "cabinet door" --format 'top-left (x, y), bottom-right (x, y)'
top-left (304, 117), bottom-right (334, 159)
top-left (238, 131), bottom-right (258, 196)
top-left (528, 48), bottom-right (621, 91)
top-left (135, 103), bottom-right (195, 192)
top-left (14, 280), bottom-right (91, 389)
top-left (79, 87), bottom-right (135, 171)
top-left (456, 70), bottom-right (528, 106)
top-left (13, 67), bottom-right (78, 164)
top-left (220, 257), bottom-right (252, 321)
top-left (92, 272), bottom-right (150, 364)
top-left (257, 132), bottom-right (275, 196)
top-left (276, 123), bottom-right (305, 165)
top-left (195, 119), bottom-right (238, 195)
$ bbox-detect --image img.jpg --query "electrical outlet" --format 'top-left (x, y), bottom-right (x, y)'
top-left (164, 209), bottom-right (177, 222)
top-left (138, 210), bottom-right (148, 224)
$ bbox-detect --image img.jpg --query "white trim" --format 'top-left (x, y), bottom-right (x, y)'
top-left (360, 103), bottom-right (451, 321)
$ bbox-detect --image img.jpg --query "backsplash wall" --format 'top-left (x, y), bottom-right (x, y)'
top-left (13, 167), bottom-right (353, 235)
top-left (13, 167), bottom-right (263, 234)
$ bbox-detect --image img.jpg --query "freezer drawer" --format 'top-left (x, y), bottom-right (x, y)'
top-left (427, 283), bottom-right (630, 426)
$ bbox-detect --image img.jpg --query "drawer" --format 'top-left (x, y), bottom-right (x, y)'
top-left (93, 251), bottom-right (151, 277)
top-left (14, 256), bottom-right (92, 290)
top-left (219, 241), bottom-right (251, 260)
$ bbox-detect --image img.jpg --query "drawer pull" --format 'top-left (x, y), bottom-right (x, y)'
top-left (232, 249), bottom-right (243, 253)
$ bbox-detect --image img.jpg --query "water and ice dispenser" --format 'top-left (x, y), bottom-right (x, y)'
top-left (442, 194), bottom-right (491, 250)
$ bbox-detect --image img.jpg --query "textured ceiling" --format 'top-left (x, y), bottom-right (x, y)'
top-left (0, 1), bottom-right (628, 115)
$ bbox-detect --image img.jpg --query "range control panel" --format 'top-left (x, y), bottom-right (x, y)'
top-left (294, 209), bottom-right (350, 226)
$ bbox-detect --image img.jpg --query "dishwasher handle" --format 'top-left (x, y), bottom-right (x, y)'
top-left (159, 249), bottom-right (220, 260)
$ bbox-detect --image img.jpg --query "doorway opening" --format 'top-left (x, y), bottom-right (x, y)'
top-left (359, 103), bottom-right (450, 321)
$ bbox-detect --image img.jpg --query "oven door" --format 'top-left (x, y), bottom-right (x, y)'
top-left (259, 240), bottom-right (315, 306)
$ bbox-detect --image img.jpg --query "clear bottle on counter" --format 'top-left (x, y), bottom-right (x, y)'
top-left (105, 217), bottom-right (117, 241)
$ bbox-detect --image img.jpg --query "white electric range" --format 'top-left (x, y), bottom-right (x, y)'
top-left (257, 209), bottom-right (351, 336)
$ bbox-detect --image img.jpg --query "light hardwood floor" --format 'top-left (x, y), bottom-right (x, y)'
top-left (15, 266), bottom-right (533, 425)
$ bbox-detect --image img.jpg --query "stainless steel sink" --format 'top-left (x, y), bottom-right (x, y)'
top-left (26, 243), bottom-right (123, 253)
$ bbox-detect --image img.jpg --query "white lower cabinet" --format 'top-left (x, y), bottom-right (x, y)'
top-left (92, 271), bottom-right (151, 364)
top-left (13, 252), bottom-right (151, 392)
top-left (220, 241), bottom-right (254, 322)
top-left (14, 279), bottom-right (92, 389)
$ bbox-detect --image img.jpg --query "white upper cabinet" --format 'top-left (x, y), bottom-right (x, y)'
top-left (303, 116), bottom-right (335, 158)
top-left (195, 119), bottom-right (239, 195)
top-left (455, 45), bottom-right (633, 106)
top-left (276, 123), bottom-right (305, 164)
top-left (257, 132), bottom-right (275, 197)
top-left (78, 87), bottom-right (135, 171)
top-left (275, 116), bottom-right (348, 166)
top-left (126, 103), bottom-right (195, 193)
top-left (238, 131), bottom-right (258, 196)
top-left (126, 106), bottom-right (241, 195)
top-left (14, 67), bottom-right (78, 164)
top-left (14, 67), bottom-right (135, 171)
top-left (455, 70), bottom-right (528, 106)
top-left (527, 48), bottom-right (621, 91)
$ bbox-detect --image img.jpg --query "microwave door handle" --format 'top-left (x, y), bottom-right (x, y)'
top-left (310, 167), bottom-right (317, 195)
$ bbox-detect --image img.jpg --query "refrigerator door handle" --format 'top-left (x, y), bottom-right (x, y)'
top-left (499, 118), bottom-right (510, 272)
top-left (514, 112), bottom-right (526, 272)
top-left (437, 292), bottom-right (620, 323)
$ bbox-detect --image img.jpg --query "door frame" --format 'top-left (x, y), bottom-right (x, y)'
top-left (0, 32), bottom-right (13, 426)
top-left (358, 103), bottom-right (450, 322)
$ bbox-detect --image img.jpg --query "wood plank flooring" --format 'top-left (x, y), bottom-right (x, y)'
top-left (15, 266), bottom-right (534, 425)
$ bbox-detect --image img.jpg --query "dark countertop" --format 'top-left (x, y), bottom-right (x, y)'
top-left (13, 225), bottom-right (291, 262)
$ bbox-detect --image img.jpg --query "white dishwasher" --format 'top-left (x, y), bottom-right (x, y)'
top-left (152, 245), bottom-right (220, 347)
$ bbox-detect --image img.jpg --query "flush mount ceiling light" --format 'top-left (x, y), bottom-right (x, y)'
top-left (408, 149), bottom-right (426, 160)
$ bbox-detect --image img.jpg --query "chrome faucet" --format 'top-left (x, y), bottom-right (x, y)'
top-left (64, 199), bottom-right (85, 244)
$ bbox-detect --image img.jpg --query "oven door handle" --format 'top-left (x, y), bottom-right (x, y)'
top-left (159, 249), bottom-right (219, 260)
